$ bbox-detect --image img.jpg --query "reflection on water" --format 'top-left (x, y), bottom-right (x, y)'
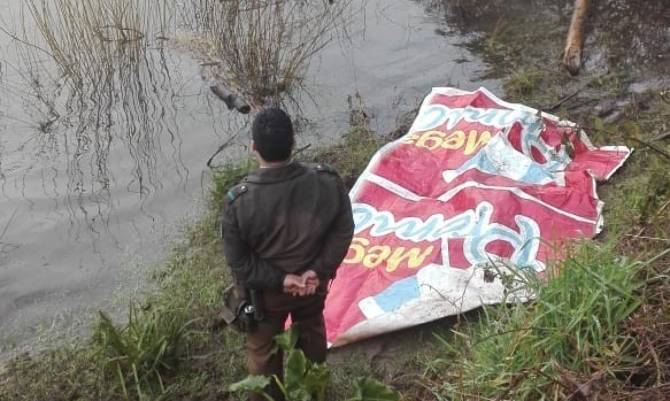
top-left (2, 0), bottom-right (187, 234)
top-left (0, 0), bottom-right (229, 351)
top-left (0, 0), bottom-right (357, 233)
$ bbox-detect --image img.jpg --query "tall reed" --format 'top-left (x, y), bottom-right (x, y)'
top-left (6, 0), bottom-right (184, 228)
top-left (178, 0), bottom-right (355, 107)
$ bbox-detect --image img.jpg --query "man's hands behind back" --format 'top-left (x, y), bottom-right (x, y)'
top-left (283, 270), bottom-right (320, 297)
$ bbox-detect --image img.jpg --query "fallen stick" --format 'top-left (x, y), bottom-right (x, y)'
top-left (206, 134), bottom-right (239, 169)
top-left (563, 0), bottom-right (589, 76)
top-left (545, 88), bottom-right (581, 111)
top-left (581, 124), bottom-right (670, 161)
top-left (294, 144), bottom-right (312, 157)
top-left (624, 234), bottom-right (670, 243)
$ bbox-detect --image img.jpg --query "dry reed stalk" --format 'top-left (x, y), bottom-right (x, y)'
top-left (24, 0), bottom-right (168, 91)
top-left (176, 0), bottom-right (355, 108)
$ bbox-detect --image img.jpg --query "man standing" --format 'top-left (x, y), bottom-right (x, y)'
top-left (221, 108), bottom-right (354, 401)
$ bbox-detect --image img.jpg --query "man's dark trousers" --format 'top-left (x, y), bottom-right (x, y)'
top-left (247, 289), bottom-right (327, 401)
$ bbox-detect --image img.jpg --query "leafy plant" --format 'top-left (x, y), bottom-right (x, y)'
top-left (229, 328), bottom-right (329, 401)
top-left (92, 304), bottom-right (194, 399)
top-left (229, 327), bottom-right (400, 401)
top-left (229, 375), bottom-right (272, 396)
top-left (346, 378), bottom-right (401, 401)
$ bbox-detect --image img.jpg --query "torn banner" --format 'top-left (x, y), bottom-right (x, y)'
top-left (323, 87), bottom-right (631, 347)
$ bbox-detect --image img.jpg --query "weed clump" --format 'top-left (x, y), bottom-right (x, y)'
top-left (503, 67), bottom-right (544, 100)
top-left (92, 306), bottom-right (191, 398)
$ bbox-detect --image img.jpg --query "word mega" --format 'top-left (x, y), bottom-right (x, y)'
top-left (323, 87), bottom-right (630, 347)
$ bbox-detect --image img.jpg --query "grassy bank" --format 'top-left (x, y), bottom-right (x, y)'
top-left (424, 244), bottom-right (670, 400)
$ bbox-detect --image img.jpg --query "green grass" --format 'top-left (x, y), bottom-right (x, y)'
top-left (424, 243), bottom-right (650, 400)
top-left (93, 306), bottom-right (193, 399)
top-left (307, 125), bottom-right (384, 186)
top-left (502, 66), bottom-right (545, 100)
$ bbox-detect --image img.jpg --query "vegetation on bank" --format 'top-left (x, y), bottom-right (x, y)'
top-left (425, 244), bottom-right (670, 400)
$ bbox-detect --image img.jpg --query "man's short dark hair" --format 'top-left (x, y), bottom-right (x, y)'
top-left (252, 108), bottom-right (294, 162)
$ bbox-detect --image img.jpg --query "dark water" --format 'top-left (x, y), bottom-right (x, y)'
top-left (0, 0), bottom-right (497, 354)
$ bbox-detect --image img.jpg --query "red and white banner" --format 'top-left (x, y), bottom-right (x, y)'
top-left (324, 87), bottom-right (630, 347)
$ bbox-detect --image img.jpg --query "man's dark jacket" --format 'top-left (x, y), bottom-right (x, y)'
top-left (221, 162), bottom-right (354, 290)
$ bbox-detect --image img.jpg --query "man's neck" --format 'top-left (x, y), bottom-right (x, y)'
top-left (259, 158), bottom-right (292, 169)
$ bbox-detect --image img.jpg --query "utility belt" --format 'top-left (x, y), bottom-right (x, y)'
top-left (219, 284), bottom-right (264, 333)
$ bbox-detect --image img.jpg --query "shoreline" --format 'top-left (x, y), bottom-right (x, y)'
top-left (2, 2), bottom-right (670, 398)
